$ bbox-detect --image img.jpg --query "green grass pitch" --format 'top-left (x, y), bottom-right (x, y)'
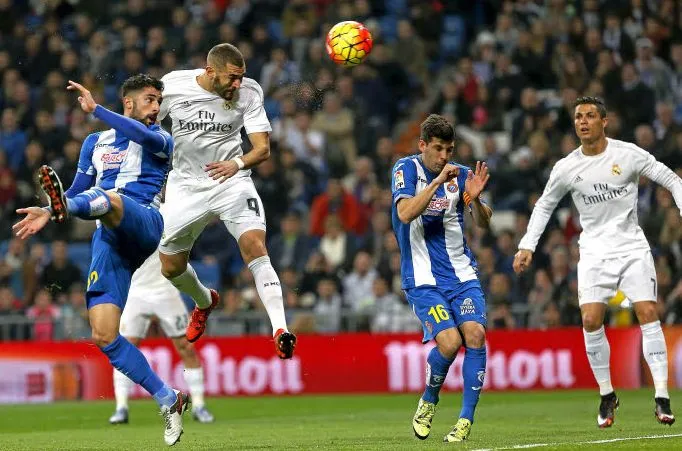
top-left (1, 389), bottom-right (681, 450)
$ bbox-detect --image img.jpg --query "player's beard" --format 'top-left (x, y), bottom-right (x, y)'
top-left (213, 80), bottom-right (235, 100)
top-left (131, 102), bottom-right (156, 126)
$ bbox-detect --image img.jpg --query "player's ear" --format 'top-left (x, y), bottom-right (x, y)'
top-left (418, 139), bottom-right (427, 153)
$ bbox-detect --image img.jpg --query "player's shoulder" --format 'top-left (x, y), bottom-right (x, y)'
top-left (392, 155), bottom-right (420, 173)
top-left (82, 131), bottom-right (105, 149)
top-left (161, 69), bottom-right (202, 89)
top-left (239, 77), bottom-right (265, 101)
top-left (607, 137), bottom-right (647, 155)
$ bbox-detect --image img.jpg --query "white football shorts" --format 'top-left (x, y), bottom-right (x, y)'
top-left (120, 287), bottom-right (189, 338)
top-left (159, 172), bottom-right (266, 255)
top-left (577, 249), bottom-right (657, 305)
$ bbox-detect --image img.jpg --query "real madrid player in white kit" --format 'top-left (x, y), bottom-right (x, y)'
top-left (514, 97), bottom-right (679, 428)
top-left (109, 251), bottom-right (215, 425)
top-left (156, 43), bottom-right (296, 358)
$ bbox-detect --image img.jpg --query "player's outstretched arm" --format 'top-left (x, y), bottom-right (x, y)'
top-left (67, 81), bottom-right (168, 153)
top-left (464, 161), bottom-right (492, 228)
top-left (396, 163), bottom-right (459, 223)
top-left (12, 207), bottom-right (51, 239)
top-left (206, 132), bottom-right (271, 183)
top-left (517, 162), bottom-right (569, 254)
top-left (636, 149), bottom-right (682, 214)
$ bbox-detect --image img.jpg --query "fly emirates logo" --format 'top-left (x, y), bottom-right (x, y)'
top-left (178, 110), bottom-right (233, 132)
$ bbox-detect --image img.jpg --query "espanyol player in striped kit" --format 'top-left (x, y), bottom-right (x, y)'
top-left (12, 75), bottom-right (190, 446)
top-left (391, 114), bottom-right (492, 443)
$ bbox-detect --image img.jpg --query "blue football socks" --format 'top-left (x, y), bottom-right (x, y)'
top-left (66, 187), bottom-right (111, 219)
top-left (101, 334), bottom-right (176, 408)
top-left (459, 346), bottom-right (487, 422)
top-left (422, 346), bottom-right (455, 404)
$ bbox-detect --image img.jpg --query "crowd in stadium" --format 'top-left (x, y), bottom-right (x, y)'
top-left (1, 0), bottom-right (682, 340)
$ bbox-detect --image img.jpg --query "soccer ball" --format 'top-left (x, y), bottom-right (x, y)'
top-left (325, 21), bottom-right (373, 67)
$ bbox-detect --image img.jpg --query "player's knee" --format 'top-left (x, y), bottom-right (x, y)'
top-left (161, 259), bottom-right (187, 279)
top-left (581, 312), bottom-right (603, 332)
top-left (464, 327), bottom-right (486, 348)
top-left (92, 327), bottom-right (118, 348)
top-left (635, 302), bottom-right (659, 324)
top-left (240, 235), bottom-right (267, 263)
top-left (436, 329), bottom-right (462, 358)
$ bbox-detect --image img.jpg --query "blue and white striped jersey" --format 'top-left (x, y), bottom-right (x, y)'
top-left (76, 124), bottom-right (173, 208)
top-left (391, 155), bottom-right (478, 290)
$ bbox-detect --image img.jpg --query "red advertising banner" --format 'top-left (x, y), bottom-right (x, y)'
top-left (0, 328), bottom-right (643, 403)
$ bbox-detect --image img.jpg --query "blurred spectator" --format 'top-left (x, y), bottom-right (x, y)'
top-left (342, 251), bottom-right (377, 313)
top-left (269, 212), bottom-right (312, 273)
top-left (311, 91), bottom-right (356, 176)
top-left (310, 178), bottom-right (366, 237)
top-left (313, 277), bottom-right (342, 333)
top-left (26, 288), bottom-right (61, 341)
top-left (40, 241), bottom-right (82, 301)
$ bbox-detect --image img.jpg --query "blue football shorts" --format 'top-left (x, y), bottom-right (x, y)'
top-left (85, 195), bottom-right (163, 310)
top-left (404, 280), bottom-right (487, 343)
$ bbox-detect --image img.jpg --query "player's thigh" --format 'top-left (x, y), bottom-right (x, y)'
top-left (215, 179), bottom-right (267, 241)
top-left (449, 280), bottom-right (488, 329)
top-left (119, 298), bottom-right (152, 338)
top-left (159, 182), bottom-right (215, 255)
top-left (404, 286), bottom-right (457, 344)
top-left (619, 250), bottom-right (657, 303)
top-left (86, 228), bottom-right (133, 310)
top-left (154, 294), bottom-right (190, 338)
top-left (577, 255), bottom-right (620, 306)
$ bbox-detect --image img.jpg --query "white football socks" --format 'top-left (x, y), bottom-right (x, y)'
top-left (113, 369), bottom-right (133, 410)
top-left (168, 264), bottom-right (212, 309)
top-left (248, 256), bottom-right (288, 335)
top-left (641, 320), bottom-right (670, 399)
top-left (183, 367), bottom-right (206, 409)
top-left (583, 326), bottom-right (614, 396)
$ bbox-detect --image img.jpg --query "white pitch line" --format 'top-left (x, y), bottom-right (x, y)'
top-left (472, 433), bottom-right (682, 451)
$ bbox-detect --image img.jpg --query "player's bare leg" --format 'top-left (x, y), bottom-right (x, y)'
top-left (444, 321), bottom-right (486, 443)
top-left (171, 336), bottom-right (215, 423)
top-left (581, 302), bottom-right (619, 428)
top-left (239, 229), bottom-right (296, 359)
top-left (633, 301), bottom-right (675, 425)
top-left (160, 251), bottom-right (218, 342)
top-left (413, 328), bottom-right (461, 440)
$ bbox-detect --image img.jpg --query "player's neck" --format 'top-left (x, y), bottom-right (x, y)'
top-left (196, 73), bottom-right (213, 93)
top-left (580, 136), bottom-right (608, 156)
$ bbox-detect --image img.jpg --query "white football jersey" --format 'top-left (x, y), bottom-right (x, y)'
top-left (159, 69), bottom-right (272, 179)
top-left (519, 138), bottom-right (682, 258)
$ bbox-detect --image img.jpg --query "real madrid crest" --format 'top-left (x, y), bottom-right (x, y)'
top-left (447, 179), bottom-right (458, 193)
top-left (611, 164), bottom-right (621, 176)
top-left (223, 101), bottom-right (233, 110)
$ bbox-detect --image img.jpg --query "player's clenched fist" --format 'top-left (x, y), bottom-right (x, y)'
top-left (513, 249), bottom-right (533, 274)
top-left (435, 163), bottom-right (459, 184)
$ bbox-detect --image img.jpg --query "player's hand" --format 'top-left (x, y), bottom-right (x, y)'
top-left (513, 249), bottom-right (533, 274)
top-left (12, 207), bottom-right (51, 240)
top-left (435, 163), bottom-right (459, 185)
top-left (205, 160), bottom-right (240, 183)
top-left (465, 161), bottom-right (490, 200)
top-left (67, 80), bottom-right (98, 113)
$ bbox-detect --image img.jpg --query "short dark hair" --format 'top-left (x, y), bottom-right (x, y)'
top-left (573, 96), bottom-right (607, 118)
top-left (121, 74), bottom-right (164, 97)
top-left (207, 43), bottom-right (245, 69)
top-left (420, 114), bottom-right (455, 143)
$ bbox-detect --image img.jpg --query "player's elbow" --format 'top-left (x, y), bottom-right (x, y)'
top-left (397, 210), bottom-right (412, 224)
top-left (254, 145), bottom-right (270, 162)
